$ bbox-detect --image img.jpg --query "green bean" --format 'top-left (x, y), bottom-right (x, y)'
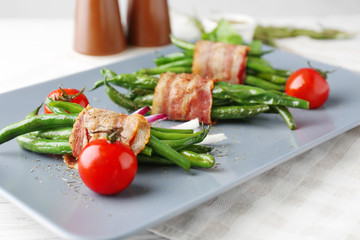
top-left (125, 89), bottom-right (136, 100)
top-left (184, 144), bottom-right (214, 153)
top-left (254, 25), bottom-right (352, 47)
top-left (139, 58), bottom-right (193, 76)
top-left (138, 66), bottom-right (192, 75)
top-left (245, 75), bottom-right (285, 91)
top-left (164, 36), bottom-right (292, 82)
top-left (154, 51), bottom-right (193, 66)
top-left (20, 129), bottom-right (152, 156)
top-left (161, 126), bottom-right (210, 151)
top-left (29, 127), bottom-right (72, 140)
top-left (130, 88), bottom-right (154, 96)
top-left (44, 98), bottom-right (67, 114)
top-left (94, 71), bottom-right (308, 129)
top-left (48, 101), bottom-right (84, 114)
top-left (153, 58), bottom-right (193, 69)
top-left (155, 52), bottom-right (186, 65)
top-left (247, 58), bottom-right (292, 77)
top-left (139, 57), bottom-right (193, 75)
top-left (268, 91), bottom-right (309, 109)
top-left (248, 40), bottom-right (262, 54)
top-left (170, 34), bottom-right (195, 51)
top-left (213, 83), bottom-right (309, 109)
top-left (274, 69), bottom-right (293, 77)
top-left (133, 94), bottom-right (154, 108)
top-left (147, 135), bottom-right (191, 171)
top-left (155, 56), bottom-right (189, 66)
top-left (150, 129), bottom-right (202, 140)
top-left (213, 82), bottom-right (265, 99)
top-left (247, 56), bottom-right (272, 67)
top-left (101, 68), bottom-right (117, 79)
top-left (247, 49), bottom-right (274, 57)
top-left (212, 98), bottom-right (235, 107)
top-left (179, 150), bottom-right (215, 168)
top-left (101, 76), bottom-right (307, 124)
top-left (246, 57), bottom-right (276, 74)
top-left (247, 40), bottom-right (273, 57)
top-left (234, 91), bottom-right (308, 108)
top-left (23, 105), bottom-right (44, 138)
top-left (271, 106), bottom-right (296, 130)
top-left (211, 105), bottom-right (270, 119)
top-left (137, 151), bottom-right (215, 168)
top-left (104, 78), bottom-right (136, 110)
top-left (150, 127), bottom-right (194, 134)
top-left (253, 72), bottom-right (287, 84)
top-left (91, 72), bottom-right (158, 91)
top-left (0, 113), bottom-right (77, 145)
top-left (140, 145), bottom-right (152, 156)
top-left (16, 134), bottom-right (72, 155)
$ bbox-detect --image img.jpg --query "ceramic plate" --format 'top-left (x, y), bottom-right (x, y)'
top-left (0, 46), bottom-right (359, 239)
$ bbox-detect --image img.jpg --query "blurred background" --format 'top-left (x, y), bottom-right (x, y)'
top-left (1, 0), bottom-right (359, 19)
top-left (0, 1), bottom-right (360, 239)
top-left (0, 0), bottom-right (359, 93)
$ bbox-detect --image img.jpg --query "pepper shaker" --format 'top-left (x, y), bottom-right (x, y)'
top-left (126, 0), bottom-right (171, 47)
top-left (74, 0), bottom-right (127, 56)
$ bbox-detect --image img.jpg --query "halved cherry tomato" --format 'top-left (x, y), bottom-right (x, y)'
top-left (78, 139), bottom-right (137, 195)
top-left (44, 87), bottom-right (89, 114)
top-left (285, 68), bottom-right (330, 109)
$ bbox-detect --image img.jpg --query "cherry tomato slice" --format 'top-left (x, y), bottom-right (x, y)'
top-left (78, 139), bottom-right (137, 195)
top-left (285, 68), bottom-right (329, 109)
top-left (44, 88), bottom-right (89, 114)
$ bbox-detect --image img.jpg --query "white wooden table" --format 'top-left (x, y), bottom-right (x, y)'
top-left (1, 9), bottom-right (360, 240)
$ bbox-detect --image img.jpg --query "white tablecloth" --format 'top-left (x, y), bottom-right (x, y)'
top-left (0, 13), bottom-right (360, 240)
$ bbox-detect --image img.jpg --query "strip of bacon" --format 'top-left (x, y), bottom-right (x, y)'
top-left (192, 40), bottom-right (249, 84)
top-left (152, 72), bottom-right (214, 125)
top-left (65, 105), bottom-right (151, 168)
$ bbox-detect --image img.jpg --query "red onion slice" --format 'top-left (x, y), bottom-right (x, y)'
top-left (145, 114), bottom-right (168, 123)
top-left (132, 106), bottom-right (151, 115)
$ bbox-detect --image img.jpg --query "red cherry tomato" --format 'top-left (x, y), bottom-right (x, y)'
top-left (44, 88), bottom-right (89, 114)
top-left (285, 68), bottom-right (330, 109)
top-left (78, 139), bottom-right (137, 195)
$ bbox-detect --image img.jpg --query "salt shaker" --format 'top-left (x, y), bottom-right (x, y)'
top-left (74, 0), bottom-right (127, 56)
top-left (126, 0), bottom-right (171, 47)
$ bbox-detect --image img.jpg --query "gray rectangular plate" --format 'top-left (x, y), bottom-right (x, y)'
top-left (0, 46), bottom-right (359, 240)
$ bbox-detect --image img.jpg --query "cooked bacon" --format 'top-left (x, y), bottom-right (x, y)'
top-left (66, 105), bottom-right (151, 168)
top-left (152, 72), bottom-right (214, 124)
top-left (63, 155), bottom-right (78, 169)
top-left (192, 40), bottom-right (249, 84)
